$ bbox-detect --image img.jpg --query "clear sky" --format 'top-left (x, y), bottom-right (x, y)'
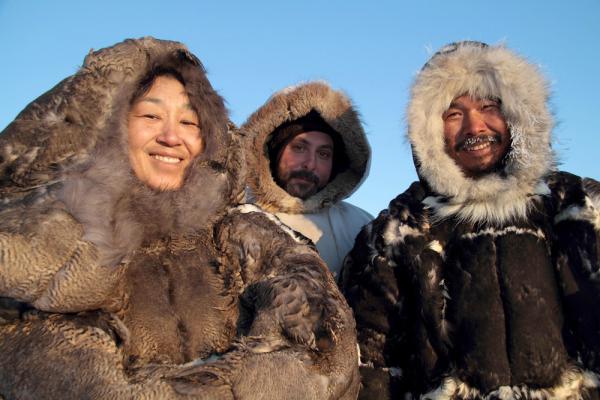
top-left (1, 0), bottom-right (598, 216)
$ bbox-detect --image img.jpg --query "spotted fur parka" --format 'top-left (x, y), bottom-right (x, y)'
top-left (340, 42), bottom-right (600, 399)
top-left (0, 37), bottom-right (359, 399)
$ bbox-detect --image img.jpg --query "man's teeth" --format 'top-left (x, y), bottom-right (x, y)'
top-left (466, 142), bottom-right (490, 151)
top-left (152, 154), bottom-right (181, 163)
top-left (462, 136), bottom-right (497, 150)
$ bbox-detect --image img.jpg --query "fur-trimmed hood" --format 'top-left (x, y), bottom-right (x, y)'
top-left (407, 41), bottom-right (555, 224)
top-left (0, 37), bottom-right (243, 265)
top-left (241, 81), bottom-right (370, 214)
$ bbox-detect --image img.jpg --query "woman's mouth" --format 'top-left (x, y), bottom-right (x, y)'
top-left (151, 154), bottom-right (182, 164)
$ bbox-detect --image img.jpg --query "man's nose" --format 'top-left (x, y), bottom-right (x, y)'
top-left (464, 111), bottom-right (488, 134)
top-left (302, 152), bottom-right (316, 171)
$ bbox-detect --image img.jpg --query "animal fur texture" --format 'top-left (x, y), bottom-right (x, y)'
top-left (0, 37), bottom-right (359, 399)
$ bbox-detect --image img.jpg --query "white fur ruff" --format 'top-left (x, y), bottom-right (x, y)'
top-left (408, 43), bottom-right (555, 225)
top-left (421, 368), bottom-right (600, 400)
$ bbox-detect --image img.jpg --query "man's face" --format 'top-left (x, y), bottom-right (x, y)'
top-left (276, 131), bottom-right (334, 199)
top-left (442, 95), bottom-right (510, 178)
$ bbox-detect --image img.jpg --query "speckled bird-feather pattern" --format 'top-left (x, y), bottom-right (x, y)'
top-left (240, 81), bottom-right (371, 214)
top-left (0, 38), bottom-right (359, 399)
top-left (341, 172), bottom-right (600, 399)
top-left (407, 43), bottom-right (555, 224)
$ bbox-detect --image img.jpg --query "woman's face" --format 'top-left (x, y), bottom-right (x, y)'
top-left (127, 75), bottom-right (203, 191)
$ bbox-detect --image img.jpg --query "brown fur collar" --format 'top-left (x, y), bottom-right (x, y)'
top-left (240, 81), bottom-right (370, 214)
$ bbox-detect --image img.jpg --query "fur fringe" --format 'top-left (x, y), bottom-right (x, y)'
top-left (422, 367), bottom-right (600, 400)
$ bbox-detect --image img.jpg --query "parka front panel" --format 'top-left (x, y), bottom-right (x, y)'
top-left (120, 231), bottom-right (239, 365)
top-left (433, 214), bottom-right (568, 392)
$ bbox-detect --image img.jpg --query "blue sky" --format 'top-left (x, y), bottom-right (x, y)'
top-left (1, 0), bottom-right (598, 215)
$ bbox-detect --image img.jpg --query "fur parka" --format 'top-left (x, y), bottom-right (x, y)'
top-left (340, 41), bottom-right (600, 399)
top-left (240, 82), bottom-right (372, 275)
top-left (0, 37), bottom-right (359, 399)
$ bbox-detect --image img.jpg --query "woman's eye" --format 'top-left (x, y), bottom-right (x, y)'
top-left (181, 120), bottom-right (199, 126)
top-left (142, 114), bottom-right (159, 120)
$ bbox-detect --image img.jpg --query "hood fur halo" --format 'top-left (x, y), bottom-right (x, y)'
top-left (0, 37), bottom-right (244, 266)
top-left (241, 81), bottom-right (371, 214)
top-left (408, 41), bottom-right (555, 224)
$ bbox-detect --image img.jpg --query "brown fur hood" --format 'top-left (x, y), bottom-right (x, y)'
top-left (240, 81), bottom-right (370, 214)
top-left (0, 37), bottom-right (244, 265)
top-left (407, 41), bottom-right (555, 224)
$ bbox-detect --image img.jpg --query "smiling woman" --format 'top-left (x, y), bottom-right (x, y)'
top-left (128, 73), bottom-right (204, 191)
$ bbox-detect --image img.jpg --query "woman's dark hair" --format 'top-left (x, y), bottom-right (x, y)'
top-left (130, 67), bottom-right (187, 105)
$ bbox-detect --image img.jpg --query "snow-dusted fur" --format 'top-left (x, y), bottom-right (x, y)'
top-left (241, 81), bottom-right (371, 214)
top-left (407, 42), bottom-right (555, 224)
top-left (422, 367), bottom-right (600, 400)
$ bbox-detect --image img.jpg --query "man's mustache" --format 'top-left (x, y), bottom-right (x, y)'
top-left (456, 134), bottom-right (500, 151)
top-left (288, 170), bottom-right (320, 185)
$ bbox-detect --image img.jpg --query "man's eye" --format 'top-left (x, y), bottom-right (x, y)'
top-left (481, 101), bottom-right (501, 112)
top-left (318, 151), bottom-right (332, 160)
top-left (142, 114), bottom-right (160, 120)
top-left (291, 145), bottom-right (306, 152)
top-left (482, 104), bottom-right (497, 110)
top-left (444, 111), bottom-right (461, 120)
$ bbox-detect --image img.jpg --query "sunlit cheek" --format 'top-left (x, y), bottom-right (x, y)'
top-left (193, 137), bottom-right (204, 157)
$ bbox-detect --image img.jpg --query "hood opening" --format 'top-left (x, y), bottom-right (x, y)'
top-left (241, 81), bottom-right (370, 214)
top-left (266, 109), bottom-right (350, 188)
top-left (407, 41), bottom-right (554, 224)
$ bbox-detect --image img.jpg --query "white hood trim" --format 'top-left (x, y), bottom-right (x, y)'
top-left (408, 42), bottom-right (555, 224)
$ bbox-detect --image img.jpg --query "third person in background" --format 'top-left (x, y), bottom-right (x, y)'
top-left (241, 82), bottom-right (372, 278)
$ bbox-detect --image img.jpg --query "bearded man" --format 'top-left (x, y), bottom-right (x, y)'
top-left (242, 82), bottom-right (372, 277)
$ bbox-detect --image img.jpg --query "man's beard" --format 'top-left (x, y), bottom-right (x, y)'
top-left (282, 170), bottom-right (321, 200)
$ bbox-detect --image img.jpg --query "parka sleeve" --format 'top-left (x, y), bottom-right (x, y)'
top-left (552, 173), bottom-right (600, 373)
top-left (339, 182), bottom-right (444, 399)
top-left (0, 203), bottom-right (123, 313)
top-left (202, 204), bottom-right (360, 400)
